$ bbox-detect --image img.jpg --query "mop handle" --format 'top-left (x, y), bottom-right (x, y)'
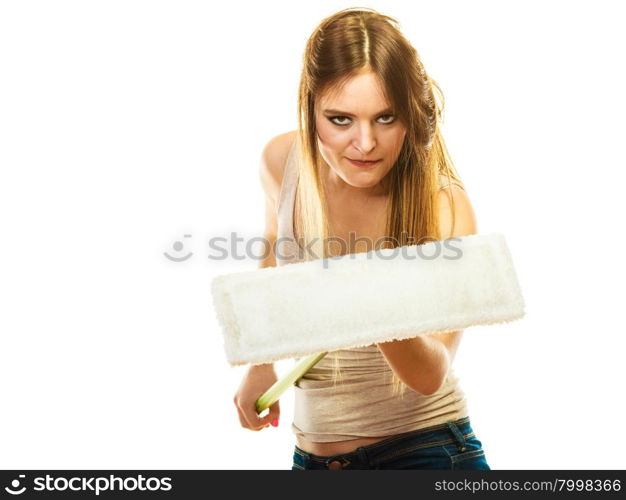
top-left (255, 352), bottom-right (328, 414)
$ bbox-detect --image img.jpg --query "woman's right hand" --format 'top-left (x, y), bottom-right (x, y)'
top-left (233, 363), bottom-right (280, 431)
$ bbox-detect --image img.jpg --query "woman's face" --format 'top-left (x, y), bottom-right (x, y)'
top-left (314, 70), bottom-right (407, 194)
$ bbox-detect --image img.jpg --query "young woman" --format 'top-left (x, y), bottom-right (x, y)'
top-left (233, 8), bottom-right (490, 470)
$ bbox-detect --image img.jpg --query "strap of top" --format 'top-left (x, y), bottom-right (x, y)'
top-left (276, 137), bottom-right (300, 242)
top-left (438, 173), bottom-right (465, 191)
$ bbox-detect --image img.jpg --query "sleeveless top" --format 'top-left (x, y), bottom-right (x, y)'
top-left (276, 136), bottom-right (469, 443)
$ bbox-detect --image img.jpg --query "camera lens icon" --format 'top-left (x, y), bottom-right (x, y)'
top-left (164, 234), bottom-right (193, 262)
top-left (5, 475), bottom-right (26, 495)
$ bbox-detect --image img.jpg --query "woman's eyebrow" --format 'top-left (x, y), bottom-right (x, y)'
top-left (322, 107), bottom-right (393, 117)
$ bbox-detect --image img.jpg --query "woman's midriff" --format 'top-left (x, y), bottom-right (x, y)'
top-left (296, 434), bottom-right (394, 456)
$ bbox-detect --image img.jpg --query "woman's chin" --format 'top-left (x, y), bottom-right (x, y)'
top-left (348, 171), bottom-right (384, 185)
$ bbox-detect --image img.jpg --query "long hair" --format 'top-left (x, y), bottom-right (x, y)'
top-left (294, 7), bottom-right (463, 394)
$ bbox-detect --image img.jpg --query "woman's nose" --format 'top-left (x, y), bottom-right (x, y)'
top-left (353, 124), bottom-right (377, 154)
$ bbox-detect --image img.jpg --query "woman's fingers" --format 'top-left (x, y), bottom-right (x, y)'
top-left (257, 401), bottom-right (280, 428)
top-left (234, 396), bottom-right (271, 431)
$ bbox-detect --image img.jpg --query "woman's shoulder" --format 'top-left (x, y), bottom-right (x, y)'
top-left (258, 130), bottom-right (297, 205)
top-left (437, 181), bottom-right (478, 239)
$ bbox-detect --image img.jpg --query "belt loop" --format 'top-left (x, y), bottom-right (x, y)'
top-left (446, 422), bottom-right (467, 452)
top-left (295, 447), bottom-right (311, 469)
top-left (356, 446), bottom-right (370, 466)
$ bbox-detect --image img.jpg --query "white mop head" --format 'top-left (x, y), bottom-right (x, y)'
top-left (211, 233), bottom-right (525, 366)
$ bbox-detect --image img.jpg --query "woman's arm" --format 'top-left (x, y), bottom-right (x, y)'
top-left (377, 184), bottom-right (478, 395)
top-left (242, 133), bottom-right (292, 386)
top-left (233, 132), bottom-right (295, 430)
top-left (258, 131), bottom-right (295, 266)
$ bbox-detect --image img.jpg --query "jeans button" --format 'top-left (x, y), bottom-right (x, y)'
top-left (327, 460), bottom-right (343, 470)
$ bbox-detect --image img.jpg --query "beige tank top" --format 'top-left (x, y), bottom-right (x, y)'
top-left (276, 137), bottom-right (469, 443)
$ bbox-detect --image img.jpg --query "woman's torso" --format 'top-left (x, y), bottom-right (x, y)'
top-left (275, 131), bottom-right (468, 456)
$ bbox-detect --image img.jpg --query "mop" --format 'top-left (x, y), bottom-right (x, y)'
top-left (210, 232), bottom-right (525, 413)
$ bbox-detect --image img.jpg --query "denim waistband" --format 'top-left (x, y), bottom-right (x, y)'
top-left (294, 415), bottom-right (473, 467)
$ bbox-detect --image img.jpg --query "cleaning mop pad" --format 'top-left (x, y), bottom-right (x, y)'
top-left (211, 232), bottom-right (525, 366)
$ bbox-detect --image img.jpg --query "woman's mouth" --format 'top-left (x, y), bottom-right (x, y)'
top-left (346, 158), bottom-right (381, 168)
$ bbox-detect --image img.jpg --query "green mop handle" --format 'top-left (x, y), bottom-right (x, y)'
top-left (255, 352), bottom-right (328, 414)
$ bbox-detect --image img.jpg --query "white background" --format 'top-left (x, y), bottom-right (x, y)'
top-left (1, 0), bottom-right (624, 470)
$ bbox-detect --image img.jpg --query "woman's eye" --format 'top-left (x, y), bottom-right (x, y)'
top-left (329, 116), bottom-right (351, 126)
top-left (377, 114), bottom-right (396, 124)
top-left (328, 115), bottom-right (396, 126)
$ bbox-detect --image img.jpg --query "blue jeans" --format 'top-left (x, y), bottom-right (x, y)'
top-left (291, 416), bottom-right (490, 470)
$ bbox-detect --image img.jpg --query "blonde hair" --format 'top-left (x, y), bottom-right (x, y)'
top-left (293, 7), bottom-right (462, 396)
